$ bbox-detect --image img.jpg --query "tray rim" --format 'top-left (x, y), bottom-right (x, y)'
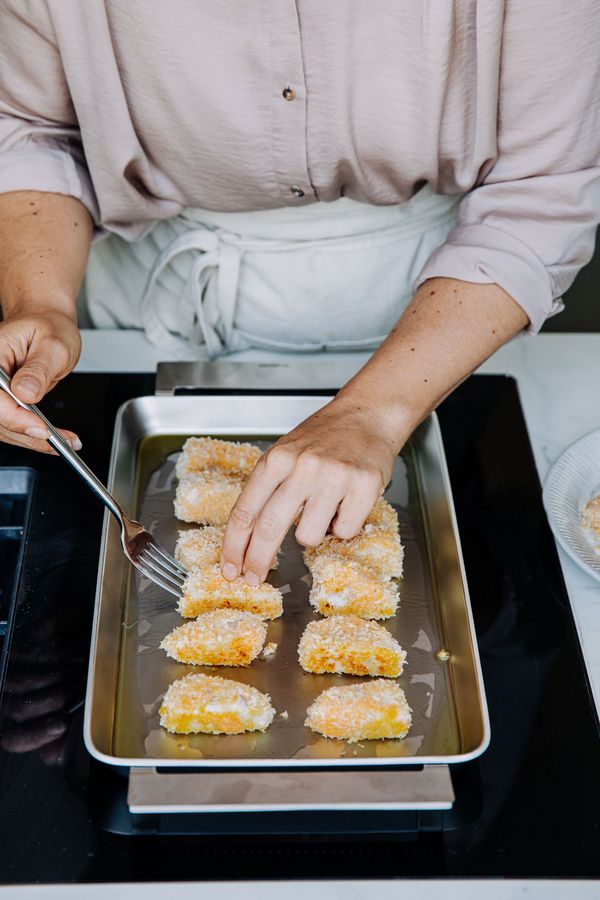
top-left (84, 394), bottom-right (490, 769)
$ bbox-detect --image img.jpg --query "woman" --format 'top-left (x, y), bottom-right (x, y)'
top-left (0, 1), bottom-right (598, 588)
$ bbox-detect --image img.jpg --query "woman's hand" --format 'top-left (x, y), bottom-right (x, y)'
top-left (220, 278), bottom-right (529, 586)
top-left (220, 394), bottom-right (404, 585)
top-left (0, 309), bottom-right (82, 453)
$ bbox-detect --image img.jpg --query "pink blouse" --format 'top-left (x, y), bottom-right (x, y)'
top-left (0, 0), bottom-right (599, 332)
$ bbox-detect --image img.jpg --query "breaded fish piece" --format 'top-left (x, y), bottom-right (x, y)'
top-left (298, 615), bottom-right (406, 677)
top-left (176, 436), bottom-right (261, 479)
top-left (581, 492), bottom-right (600, 549)
top-left (160, 672), bottom-right (275, 735)
top-left (364, 497), bottom-right (399, 532)
top-left (175, 525), bottom-right (225, 569)
top-left (175, 526), bottom-right (278, 571)
top-left (160, 609), bottom-right (267, 667)
top-left (304, 525), bottom-right (404, 580)
top-left (309, 556), bottom-right (399, 620)
top-left (179, 564), bottom-right (283, 619)
top-left (174, 471), bottom-right (244, 525)
top-left (305, 679), bottom-right (412, 742)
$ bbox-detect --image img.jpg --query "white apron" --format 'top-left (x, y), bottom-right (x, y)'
top-left (82, 185), bottom-right (461, 360)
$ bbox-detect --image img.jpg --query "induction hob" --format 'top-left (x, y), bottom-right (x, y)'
top-left (0, 372), bottom-right (598, 883)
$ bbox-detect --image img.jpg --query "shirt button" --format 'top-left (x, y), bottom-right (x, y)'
top-left (282, 87), bottom-right (296, 101)
top-left (291, 185), bottom-right (305, 198)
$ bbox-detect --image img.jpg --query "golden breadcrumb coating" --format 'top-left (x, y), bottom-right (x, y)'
top-left (304, 524), bottom-right (403, 580)
top-left (581, 493), bottom-right (600, 549)
top-left (365, 497), bottom-right (399, 532)
top-left (160, 609), bottom-right (267, 667)
top-left (174, 472), bottom-right (244, 525)
top-left (298, 615), bottom-right (406, 677)
top-left (179, 564), bottom-right (283, 619)
top-left (175, 526), bottom-right (278, 571)
top-left (309, 556), bottom-right (399, 620)
top-left (160, 672), bottom-right (275, 734)
top-left (176, 436), bottom-right (261, 479)
top-left (305, 679), bottom-right (412, 742)
top-left (175, 526), bottom-right (225, 569)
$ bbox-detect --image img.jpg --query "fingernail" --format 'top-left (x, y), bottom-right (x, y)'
top-left (47, 720), bottom-right (67, 737)
top-left (16, 377), bottom-right (41, 399)
top-left (25, 426), bottom-right (49, 440)
top-left (244, 571), bottom-right (260, 587)
top-left (70, 437), bottom-right (82, 451)
top-left (222, 562), bottom-right (237, 580)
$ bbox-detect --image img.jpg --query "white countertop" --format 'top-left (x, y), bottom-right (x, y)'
top-left (12, 330), bottom-right (594, 899)
top-left (3, 881), bottom-right (600, 900)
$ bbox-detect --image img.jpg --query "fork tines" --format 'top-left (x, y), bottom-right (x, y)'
top-left (138, 541), bottom-right (187, 597)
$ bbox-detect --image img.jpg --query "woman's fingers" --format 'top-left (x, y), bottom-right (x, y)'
top-left (221, 399), bottom-right (398, 585)
top-left (222, 456), bottom-right (384, 584)
top-left (223, 461), bottom-right (374, 584)
top-left (332, 481), bottom-right (382, 539)
top-left (294, 491), bottom-right (343, 548)
top-left (221, 447), bottom-right (296, 579)
top-left (0, 368), bottom-right (82, 451)
top-left (241, 480), bottom-right (310, 584)
top-left (0, 313), bottom-right (82, 452)
top-left (10, 356), bottom-right (57, 405)
top-left (0, 421), bottom-right (80, 454)
top-left (236, 471), bottom-right (372, 581)
top-left (0, 390), bottom-right (50, 437)
top-left (0, 423), bottom-right (55, 455)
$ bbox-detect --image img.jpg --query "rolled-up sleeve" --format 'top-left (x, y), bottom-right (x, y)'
top-left (0, 1), bottom-right (99, 223)
top-left (415, 0), bottom-right (600, 333)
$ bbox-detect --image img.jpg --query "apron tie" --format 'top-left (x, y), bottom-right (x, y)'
top-left (139, 226), bottom-right (243, 359)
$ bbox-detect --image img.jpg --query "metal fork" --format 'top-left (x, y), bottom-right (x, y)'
top-left (0, 367), bottom-right (186, 597)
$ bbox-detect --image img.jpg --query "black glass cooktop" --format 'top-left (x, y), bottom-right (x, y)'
top-left (0, 372), bottom-right (598, 884)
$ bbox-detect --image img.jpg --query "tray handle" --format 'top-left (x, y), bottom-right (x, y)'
top-left (155, 360), bottom-right (353, 395)
top-left (127, 765), bottom-right (454, 814)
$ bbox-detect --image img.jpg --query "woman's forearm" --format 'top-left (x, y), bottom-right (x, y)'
top-left (336, 277), bottom-right (529, 443)
top-left (0, 191), bottom-right (93, 452)
top-left (0, 190), bottom-right (92, 319)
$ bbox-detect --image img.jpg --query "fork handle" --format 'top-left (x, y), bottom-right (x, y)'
top-left (0, 366), bottom-right (123, 522)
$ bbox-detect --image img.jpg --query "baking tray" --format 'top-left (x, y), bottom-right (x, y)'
top-left (84, 395), bottom-right (489, 768)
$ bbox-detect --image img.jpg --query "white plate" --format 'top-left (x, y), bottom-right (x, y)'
top-left (543, 428), bottom-right (600, 582)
